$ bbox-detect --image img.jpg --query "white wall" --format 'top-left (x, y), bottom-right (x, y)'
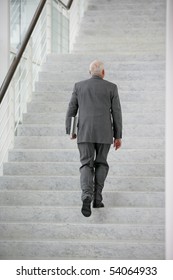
top-left (166, 0), bottom-right (173, 260)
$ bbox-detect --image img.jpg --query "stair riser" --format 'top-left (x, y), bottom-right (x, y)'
top-left (39, 71), bottom-right (165, 82)
top-left (72, 45), bottom-right (164, 53)
top-left (0, 207), bottom-right (164, 224)
top-left (17, 126), bottom-right (165, 139)
top-left (72, 50), bottom-right (165, 55)
top-left (27, 102), bottom-right (68, 113)
top-left (87, 0), bottom-right (164, 5)
top-left (0, 224), bottom-right (164, 241)
top-left (22, 112), bottom-right (165, 125)
top-left (0, 177), bottom-right (165, 192)
top-left (3, 162), bottom-right (164, 177)
top-left (43, 62), bottom-right (165, 72)
top-left (81, 18), bottom-right (165, 26)
top-left (72, 44), bottom-right (165, 51)
top-left (0, 191), bottom-right (164, 207)
top-left (8, 149), bottom-right (164, 164)
top-left (31, 92), bottom-right (165, 103)
top-left (81, 19), bottom-right (165, 26)
top-left (78, 24), bottom-right (165, 31)
top-left (0, 241), bottom-right (165, 260)
top-left (75, 32), bottom-right (165, 38)
top-left (27, 102), bottom-right (165, 114)
top-left (46, 54), bottom-right (165, 63)
top-left (35, 81), bottom-right (165, 92)
top-left (75, 32), bottom-right (165, 41)
top-left (86, 2), bottom-right (165, 10)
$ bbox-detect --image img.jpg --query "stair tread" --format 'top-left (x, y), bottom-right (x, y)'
top-left (0, 239), bottom-right (164, 244)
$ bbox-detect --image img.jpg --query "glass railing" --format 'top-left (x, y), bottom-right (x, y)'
top-left (52, 0), bottom-right (69, 53)
top-left (10, 0), bottom-right (40, 50)
top-left (0, 0), bottom-right (48, 174)
top-left (10, 0), bottom-right (70, 53)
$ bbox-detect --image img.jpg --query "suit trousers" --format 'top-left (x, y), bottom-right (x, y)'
top-left (77, 143), bottom-right (111, 202)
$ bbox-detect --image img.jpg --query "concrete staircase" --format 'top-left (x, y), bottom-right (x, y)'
top-left (0, 0), bottom-right (165, 259)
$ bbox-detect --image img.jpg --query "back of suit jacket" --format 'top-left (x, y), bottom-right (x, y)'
top-left (66, 75), bottom-right (122, 144)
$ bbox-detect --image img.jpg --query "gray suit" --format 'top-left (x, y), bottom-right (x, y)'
top-left (66, 75), bottom-right (122, 202)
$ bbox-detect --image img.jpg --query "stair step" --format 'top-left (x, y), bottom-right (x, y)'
top-left (0, 176), bottom-right (164, 192)
top-left (83, 14), bottom-right (165, 20)
top-left (82, 16), bottom-right (165, 25)
top-left (35, 81), bottom-right (165, 92)
top-left (0, 223), bottom-right (164, 242)
top-left (22, 112), bottom-right (165, 125)
top-left (31, 91), bottom-right (165, 103)
top-left (74, 37), bottom-right (165, 47)
top-left (87, 0), bottom-right (164, 5)
top-left (42, 61), bottom-right (165, 71)
top-left (72, 43), bottom-right (165, 52)
top-left (3, 162), bottom-right (164, 177)
top-left (39, 71), bottom-right (165, 82)
top-left (0, 191), bottom-right (164, 207)
top-left (87, 1), bottom-right (165, 9)
top-left (72, 42), bottom-right (164, 52)
top-left (78, 23), bottom-right (165, 31)
top-left (82, 22), bottom-right (165, 32)
top-left (46, 53), bottom-right (165, 63)
top-left (0, 240), bottom-right (164, 260)
top-left (84, 19), bottom-right (164, 25)
top-left (27, 102), bottom-right (68, 113)
top-left (27, 101), bottom-right (165, 113)
top-left (8, 149), bottom-right (164, 163)
top-left (72, 50), bottom-right (165, 55)
top-left (16, 124), bottom-right (165, 138)
top-left (0, 206), bottom-right (164, 224)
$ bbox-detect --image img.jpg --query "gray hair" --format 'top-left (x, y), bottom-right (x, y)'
top-left (89, 60), bottom-right (104, 76)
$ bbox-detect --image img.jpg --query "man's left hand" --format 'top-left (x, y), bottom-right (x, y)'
top-left (70, 134), bottom-right (77, 139)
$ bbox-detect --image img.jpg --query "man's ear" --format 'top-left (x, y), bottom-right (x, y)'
top-left (102, 69), bottom-right (105, 77)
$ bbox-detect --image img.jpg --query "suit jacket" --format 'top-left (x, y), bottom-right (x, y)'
top-left (65, 75), bottom-right (122, 144)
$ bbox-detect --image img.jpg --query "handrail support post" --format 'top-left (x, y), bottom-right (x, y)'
top-left (27, 38), bottom-right (33, 103)
top-left (46, 0), bottom-right (52, 54)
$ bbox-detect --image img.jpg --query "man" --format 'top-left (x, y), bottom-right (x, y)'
top-left (66, 60), bottom-right (122, 217)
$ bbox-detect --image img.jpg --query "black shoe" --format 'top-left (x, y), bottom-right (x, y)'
top-left (81, 198), bottom-right (91, 217)
top-left (93, 201), bottom-right (104, 208)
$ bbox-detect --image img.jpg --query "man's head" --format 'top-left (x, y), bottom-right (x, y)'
top-left (89, 60), bottom-right (105, 78)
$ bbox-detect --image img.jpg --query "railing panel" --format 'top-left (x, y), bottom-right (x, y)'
top-left (0, 0), bottom-right (75, 174)
top-left (0, 1), bottom-right (48, 174)
top-left (52, 0), bottom-right (69, 53)
top-left (0, 86), bottom-right (14, 175)
top-left (10, 0), bottom-right (40, 50)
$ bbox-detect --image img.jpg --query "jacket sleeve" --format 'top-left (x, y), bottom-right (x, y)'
top-left (65, 83), bottom-right (79, 134)
top-left (111, 85), bottom-right (122, 139)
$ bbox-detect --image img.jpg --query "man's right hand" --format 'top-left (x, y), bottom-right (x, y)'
top-left (113, 139), bottom-right (122, 150)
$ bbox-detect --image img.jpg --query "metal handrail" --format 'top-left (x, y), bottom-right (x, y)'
top-left (0, 0), bottom-right (47, 104)
top-left (55, 0), bottom-right (73, 10)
